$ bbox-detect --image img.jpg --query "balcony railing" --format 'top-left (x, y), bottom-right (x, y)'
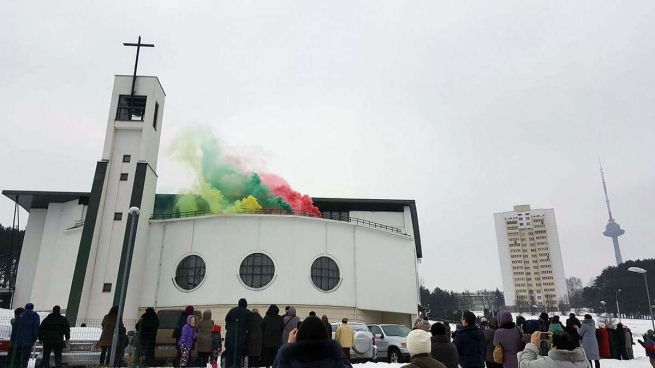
top-left (150, 208), bottom-right (407, 235)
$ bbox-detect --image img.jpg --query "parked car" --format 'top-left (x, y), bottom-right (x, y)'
top-left (154, 309), bottom-right (201, 364)
top-left (367, 324), bottom-right (411, 363)
top-left (36, 327), bottom-right (130, 367)
top-left (330, 322), bottom-right (377, 362)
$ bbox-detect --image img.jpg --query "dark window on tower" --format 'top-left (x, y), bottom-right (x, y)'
top-left (122, 155), bottom-right (131, 163)
top-left (153, 102), bottom-right (159, 130)
top-left (120, 173), bottom-right (128, 181)
top-left (114, 212), bottom-right (123, 221)
top-left (102, 283), bottom-right (112, 292)
top-left (116, 95), bottom-right (147, 121)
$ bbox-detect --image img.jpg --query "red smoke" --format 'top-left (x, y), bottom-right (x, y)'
top-left (259, 173), bottom-right (322, 217)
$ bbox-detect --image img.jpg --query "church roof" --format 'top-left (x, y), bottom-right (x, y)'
top-left (2, 190), bottom-right (422, 258)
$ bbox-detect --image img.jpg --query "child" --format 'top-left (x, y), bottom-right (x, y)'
top-left (210, 325), bottom-right (223, 368)
top-left (179, 315), bottom-right (199, 368)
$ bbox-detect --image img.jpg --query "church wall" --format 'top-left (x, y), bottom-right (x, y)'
top-left (13, 209), bottom-right (47, 308)
top-left (140, 215), bottom-right (417, 319)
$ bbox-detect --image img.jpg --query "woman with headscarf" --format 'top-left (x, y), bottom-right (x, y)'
top-left (493, 311), bottom-right (524, 368)
top-left (322, 315), bottom-right (332, 336)
top-left (261, 305), bottom-right (283, 368)
top-left (272, 316), bottom-right (352, 368)
top-left (197, 310), bottom-right (215, 366)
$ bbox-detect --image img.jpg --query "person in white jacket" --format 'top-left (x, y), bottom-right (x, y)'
top-left (519, 332), bottom-right (590, 368)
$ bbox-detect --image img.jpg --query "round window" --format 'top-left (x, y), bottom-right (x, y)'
top-left (239, 253), bottom-right (275, 289)
top-left (311, 256), bottom-right (340, 291)
top-left (175, 255), bottom-right (206, 291)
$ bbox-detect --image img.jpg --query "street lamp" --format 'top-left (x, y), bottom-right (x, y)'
top-left (616, 289), bottom-right (622, 322)
top-left (628, 267), bottom-right (655, 331)
top-left (600, 301), bottom-right (607, 323)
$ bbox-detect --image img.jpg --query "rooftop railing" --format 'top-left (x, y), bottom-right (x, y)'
top-left (150, 208), bottom-right (407, 235)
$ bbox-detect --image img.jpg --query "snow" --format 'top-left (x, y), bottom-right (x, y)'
top-left (356, 360), bottom-right (653, 368)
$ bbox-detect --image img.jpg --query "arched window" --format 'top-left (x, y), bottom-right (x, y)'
top-left (311, 256), bottom-right (340, 292)
top-left (239, 253), bottom-right (275, 289)
top-left (175, 255), bottom-right (206, 291)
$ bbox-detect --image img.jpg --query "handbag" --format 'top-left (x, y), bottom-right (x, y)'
top-left (493, 343), bottom-right (504, 364)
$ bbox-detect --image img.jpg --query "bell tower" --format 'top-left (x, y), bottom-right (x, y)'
top-left (67, 37), bottom-right (164, 324)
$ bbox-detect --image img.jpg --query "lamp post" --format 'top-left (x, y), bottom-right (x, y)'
top-left (628, 267), bottom-right (655, 331)
top-left (600, 301), bottom-right (607, 323)
top-left (616, 289), bottom-right (622, 322)
top-left (109, 207), bottom-right (140, 367)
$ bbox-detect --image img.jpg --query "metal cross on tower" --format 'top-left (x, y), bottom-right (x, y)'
top-left (123, 36), bottom-right (155, 99)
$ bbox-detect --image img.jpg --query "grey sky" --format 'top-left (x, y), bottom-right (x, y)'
top-left (2, 1), bottom-right (654, 292)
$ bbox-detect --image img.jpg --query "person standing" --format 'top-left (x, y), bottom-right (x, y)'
top-left (493, 311), bottom-right (524, 368)
top-left (624, 326), bottom-right (634, 360)
top-left (210, 325), bottom-right (223, 368)
top-left (539, 313), bottom-right (550, 332)
top-left (453, 311), bottom-right (485, 368)
top-left (8, 307), bottom-right (25, 368)
top-left (197, 310), bottom-right (215, 366)
top-left (173, 306), bottom-right (195, 367)
top-left (99, 306), bottom-right (126, 366)
top-left (281, 307), bottom-right (300, 345)
top-left (548, 317), bottom-right (564, 333)
top-left (178, 315), bottom-right (199, 368)
top-left (484, 318), bottom-right (502, 368)
top-left (225, 298), bottom-right (251, 368)
top-left (566, 313), bottom-right (582, 346)
top-left (38, 305), bottom-right (70, 368)
top-left (430, 322), bottom-right (459, 368)
top-left (322, 315), bottom-right (332, 336)
top-left (518, 331), bottom-right (589, 368)
top-left (136, 307), bottom-right (159, 367)
top-left (335, 318), bottom-right (355, 362)
top-left (11, 303), bottom-right (40, 368)
top-left (248, 308), bottom-right (264, 368)
top-left (576, 314), bottom-right (599, 368)
top-left (261, 305), bottom-right (283, 368)
top-left (637, 330), bottom-right (655, 368)
top-left (614, 323), bottom-right (629, 360)
top-left (516, 316), bottom-right (526, 332)
top-left (596, 323), bottom-right (610, 359)
top-left (403, 330), bottom-right (447, 368)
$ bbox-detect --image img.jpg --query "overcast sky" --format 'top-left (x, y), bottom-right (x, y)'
top-left (2, 1), bottom-right (654, 293)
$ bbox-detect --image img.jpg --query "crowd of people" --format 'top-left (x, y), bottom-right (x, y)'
top-left (8, 302), bottom-right (655, 368)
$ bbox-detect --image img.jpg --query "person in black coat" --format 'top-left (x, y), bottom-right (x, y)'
top-left (248, 308), bottom-right (264, 368)
top-left (321, 315), bottom-right (332, 337)
top-left (566, 313), bottom-right (582, 346)
top-left (430, 322), bottom-right (459, 368)
top-left (261, 305), bottom-right (284, 368)
top-left (38, 305), bottom-right (70, 368)
top-left (225, 298), bottom-right (251, 368)
top-left (452, 312), bottom-right (485, 368)
top-left (272, 316), bottom-right (351, 368)
top-left (136, 307), bottom-right (159, 367)
top-left (539, 313), bottom-right (550, 332)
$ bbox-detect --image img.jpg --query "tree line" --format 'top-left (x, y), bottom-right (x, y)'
top-left (0, 224), bottom-right (24, 288)
top-left (419, 286), bottom-right (505, 322)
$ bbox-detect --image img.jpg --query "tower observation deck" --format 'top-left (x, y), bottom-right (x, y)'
top-left (600, 163), bottom-right (625, 266)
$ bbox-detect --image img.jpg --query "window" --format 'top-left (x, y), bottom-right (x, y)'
top-left (153, 102), bottom-right (159, 130)
top-left (120, 173), bottom-right (128, 181)
top-left (103, 283), bottom-right (112, 292)
top-left (369, 325), bottom-right (383, 336)
top-left (239, 253), bottom-right (275, 289)
top-left (114, 212), bottom-right (122, 221)
top-left (310, 257), bottom-right (340, 291)
top-left (116, 95), bottom-right (147, 121)
top-left (175, 255), bottom-right (206, 291)
top-left (122, 155), bottom-right (131, 163)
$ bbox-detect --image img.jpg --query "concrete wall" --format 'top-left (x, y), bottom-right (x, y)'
top-left (140, 215), bottom-right (418, 318)
top-left (544, 210), bottom-right (568, 303)
top-left (13, 209), bottom-right (47, 307)
top-left (494, 213), bottom-right (515, 306)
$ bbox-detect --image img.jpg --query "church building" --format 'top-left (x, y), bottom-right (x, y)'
top-left (3, 68), bottom-right (423, 327)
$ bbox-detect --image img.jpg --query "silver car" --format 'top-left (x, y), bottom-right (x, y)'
top-left (36, 327), bottom-right (131, 367)
top-left (331, 322), bottom-right (377, 362)
top-left (367, 324), bottom-right (412, 363)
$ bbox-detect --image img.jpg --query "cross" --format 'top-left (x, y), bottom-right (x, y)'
top-left (123, 36), bottom-right (155, 98)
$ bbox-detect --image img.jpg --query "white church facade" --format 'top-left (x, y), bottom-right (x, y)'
top-left (3, 74), bottom-right (423, 327)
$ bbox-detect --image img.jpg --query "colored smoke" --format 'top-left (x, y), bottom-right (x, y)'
top-left (170, 128), bottom-right (321, 217)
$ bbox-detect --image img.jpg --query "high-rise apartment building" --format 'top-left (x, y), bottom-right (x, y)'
top-left (494, 205), bottom-right (567, 312)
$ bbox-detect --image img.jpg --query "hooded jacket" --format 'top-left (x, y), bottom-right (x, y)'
top-left (453, 324), bottom-right (485, 368)
top-left (197, 310), bottom-right (214, 352)
top-left (262, 305), bottom-right (284, 348)
top-left (494, 311), bottom-right (523, 368)
top-left (136, 308), bottom-right (159, 341)
top-left (248, 311), bottom-right (264, 356)
top-left (179, 315), bottom-right (199, 348)
top-left (431, 335), bottom-right (459, 368)
top-left (226, 298), bottom-right (251, 344)
top-left (577, 319), bottom-right (599, 360)
top-left (173, 306), bottom-right (194, 342)
top-left (518, 343), bottom-right (589, 368)
top-left (272, 339), bottom-right (352, 368)
top-left (597, 327), bottom-right (610, 359)
top-left (38, 310), bottom-right (70, 348)
top-left (281, 307), bottom-right (301, 344)
top-left (11, 307), bottom-right (40, 347)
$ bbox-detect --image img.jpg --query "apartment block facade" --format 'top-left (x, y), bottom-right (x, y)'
top-left (494, 205), bottom-right (567, 312)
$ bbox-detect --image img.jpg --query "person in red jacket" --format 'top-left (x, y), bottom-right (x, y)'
top-left (597, 323), bottom-right (611, 359)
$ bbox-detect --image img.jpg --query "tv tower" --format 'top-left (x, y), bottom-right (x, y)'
top-left (600, 161), bottom-right (625, 265)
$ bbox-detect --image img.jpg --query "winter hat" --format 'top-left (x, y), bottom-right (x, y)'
top-left (238, 298), bottom-right (248, 308)
top-left (297, 316), bottom-right (329, 342)
top-left (415, 319), bottom-right (431, 332)
top-left (212, 325), bottom-right (222, 333)
top-left (523, 320), bottom-right (541, 335)
top-left (406, 330), bottom-right (431, 356)
top-left (266, 304), bottom-right (280, 316)
top-left (647, 330), bottom-right (654, 338)
top-left (498, 310), bottom-right (513, 325)
top-left (480, 317), bottom-right (488, 323)
top-left (598, 323), bottom-right (605, 329)
top-left (25, 303), bottom-right (34, 310)
top-left (540, 312), bottom-right (549, 321)
top-left (185, 305), bottom-right (194, 314)
top-left (430, 322), bottom-right (446, 336)
top-left (516, 315), bottom-right (526, 327)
